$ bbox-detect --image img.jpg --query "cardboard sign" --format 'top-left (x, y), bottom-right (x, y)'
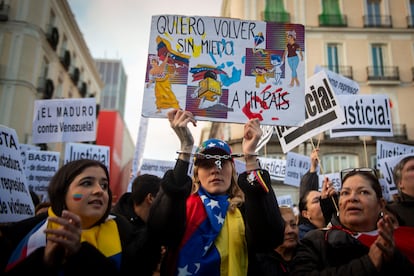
top-left (0, 125), bottom-right (35, 222)
top-left (377, 153), bottom-right (414, 196)
top-left (284, 152), bottom-right (311, 187)
top-left (330, 94), bottom-right (393, 137)
top-left (142, 15), bottom-right (305, 126)
top-left (25, 150), bottom-right (60, 202)
top-left (275, 71), bottom-right (345, 153)
top-left (64, 143), bottom-right (110, 169)
top-left (32, 98), bottom-right (96, 143)
top-left (314, 65), bottom-right (360, 95)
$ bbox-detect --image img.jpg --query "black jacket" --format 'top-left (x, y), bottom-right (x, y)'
top-left (0, 212), bottom-right (160, 276)
top-left (291, 218), bottom-right (414, 275)
top-left (386, 192), bottom-right (414, 227)
top-left (147, 159), bottom-right (285, 275)
top-left (112, 192), bottom-right (146, 231)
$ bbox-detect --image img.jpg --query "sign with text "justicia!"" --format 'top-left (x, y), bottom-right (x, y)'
top-left (32, 98), bottom-right (96, 143)
top-left (142, 14), bottom-right (306, 127)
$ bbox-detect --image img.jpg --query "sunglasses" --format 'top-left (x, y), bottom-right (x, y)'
top-left (340, 167), bottom-right (378, 183)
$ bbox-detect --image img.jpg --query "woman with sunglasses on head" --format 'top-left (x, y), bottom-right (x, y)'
top-left (147, 109), bottom-right (285, 276)
top-left (291, 168), bottom-right (414, 275)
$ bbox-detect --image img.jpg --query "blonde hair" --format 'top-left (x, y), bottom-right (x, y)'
top-left (192, 162), bottom-right (244, 211)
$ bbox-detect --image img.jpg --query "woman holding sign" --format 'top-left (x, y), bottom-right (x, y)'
top-left (147, 109), bottom-right (285, 275)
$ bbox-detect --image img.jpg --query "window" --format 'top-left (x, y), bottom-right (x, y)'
top-left (321, 154), bottom-right (359, 174)
top-left (371, 44), bottom-right (387, 76)
top-left (366, 0), bottom-right (381, 26)
top-left (327, 43), bottom-right (342, 73)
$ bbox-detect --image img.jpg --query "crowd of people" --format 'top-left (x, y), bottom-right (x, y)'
top-left (1, 108), bottom-right (413, 275)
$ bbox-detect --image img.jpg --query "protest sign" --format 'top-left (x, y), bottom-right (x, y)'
top-left (32, 98), bottom-right (96, 143)
top-left (25, 150), bottom-right (60, 202)
top-left (277, 194), bottom-right (294, 207)
top-left (258, 157), bottom-right (286, 181)
top-left (377, 153), bottom-right (413, 196)
top-left (314, 65), bottom-right (360, 95)
top-left (275, 70), bottom-right (345, 153)
top-left (19, 143), bottom-right (40, 170)
top-left (318, 172), bottom-right (341, 192)
top-left (0, 125), bottom-right (35, 222)
top-left (376, 140), bottom-right (414, 169)
top-left (284, 152), bottom-right (311, 187)
top-left (64, 142), bottom-right (110, 169)
top-left (142, 15), bottom-right (305, 126)
top-left (330, 94), bottom-right (393, 138)
top-left (139, 158), bottom-right (175, 178)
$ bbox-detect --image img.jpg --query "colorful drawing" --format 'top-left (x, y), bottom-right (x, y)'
top-left (190, 69), bottom-right (232, 112)
top-left (143, 15), bottom-right (305, 127)
top-left (269, 54), bottom-right (284, 85)
top-left (282, 29), bottom-right (303, 87)
top-left (251, 66), bottom-right (270, 88)
top-left (146, 54), bottom-right (180, 113)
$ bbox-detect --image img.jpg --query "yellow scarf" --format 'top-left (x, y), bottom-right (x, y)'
top-left (47, 208), bottom-right (122, 257)
top-left (215, 207), bottom-right (248, 275)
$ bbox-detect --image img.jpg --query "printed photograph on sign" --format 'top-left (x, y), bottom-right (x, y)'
top-left (142, 15), bottom-right (306, 126)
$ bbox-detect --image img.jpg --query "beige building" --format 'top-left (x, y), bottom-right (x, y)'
top-left (0, 0), bottom-right (103, 154)
top-left (202, 0), bottom-right (414, 204)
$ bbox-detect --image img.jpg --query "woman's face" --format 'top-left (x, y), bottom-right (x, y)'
top-left (196, 159), bottom-right (233, 195)
top-left (65, 166), bottom-right (109, 229)
top-left (277, 211), bottom-right (299, 251)
top-left (399, 158), bottom-right (414, 197)
top-left (302, 190), bottom-right (325, 228)
top-left (339, 174), bottom-right (383, 232)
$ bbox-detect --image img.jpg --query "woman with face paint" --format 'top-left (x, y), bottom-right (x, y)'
top-left (147, 109), bottom-right (285, 276)
top-left (1, 159), bottom-right (161, 275)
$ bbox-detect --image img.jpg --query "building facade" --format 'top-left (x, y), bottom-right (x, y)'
top-left (214, 0), bottom-right (414, 204)
top-left (0, 0), bottom-right (103, 153)
top-left (0, 0), bottom-right (135, 203)
top-left (95, 59), bottom-right (127, 118)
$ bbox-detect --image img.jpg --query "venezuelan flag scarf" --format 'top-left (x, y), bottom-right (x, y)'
top-left (6, 208), bottom-right (122, 271)
top-left (330, 225), bottom-right (414, 264)
top-left (170, 187), bottom-right (248, 275)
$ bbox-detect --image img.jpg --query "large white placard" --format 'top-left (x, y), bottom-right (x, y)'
top-left (275, 71), bottom-right (345, 153)
top-left (32, 98), bottom-right (96, 143)
top-left (0, 125), bottom-right (35, 222)
top-left (142, 15), bottom-right (306, 126)
top-left (330, 94), bottom-right (393, 138)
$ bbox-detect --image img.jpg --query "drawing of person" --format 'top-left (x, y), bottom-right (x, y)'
top-left (251, 66), bottom-right (269, 88)
top-left (146, 53), bottom-right (180, 113)
top-left (282, 30), bottom-right (303, 87)
top-left (269, 54), bottom-right (284, 85)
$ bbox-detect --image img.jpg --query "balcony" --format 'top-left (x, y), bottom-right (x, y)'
top-left (321, 65), bottom-right (353, 79)
top-left (318, 14), bottom-right (348, 27)
top-left (263, 11), bottom-right (290, 23)
top-left (363, 15), bottom-right (392, 28)
top-left (366, 66), bottom-right (399, 82)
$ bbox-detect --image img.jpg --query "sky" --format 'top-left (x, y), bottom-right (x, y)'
top-left (67, 0), bottom-right (223, 161)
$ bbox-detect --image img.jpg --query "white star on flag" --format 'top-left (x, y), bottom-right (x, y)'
top-left (207, 199), bottom-right (219, 209)
top-left (215, 212), bottom-right (225, 224)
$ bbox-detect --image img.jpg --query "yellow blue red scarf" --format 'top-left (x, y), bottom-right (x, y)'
top-left (169, 187), bottom-right (248, 275)
top-left (6, 208), bottom-right (122, 271)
